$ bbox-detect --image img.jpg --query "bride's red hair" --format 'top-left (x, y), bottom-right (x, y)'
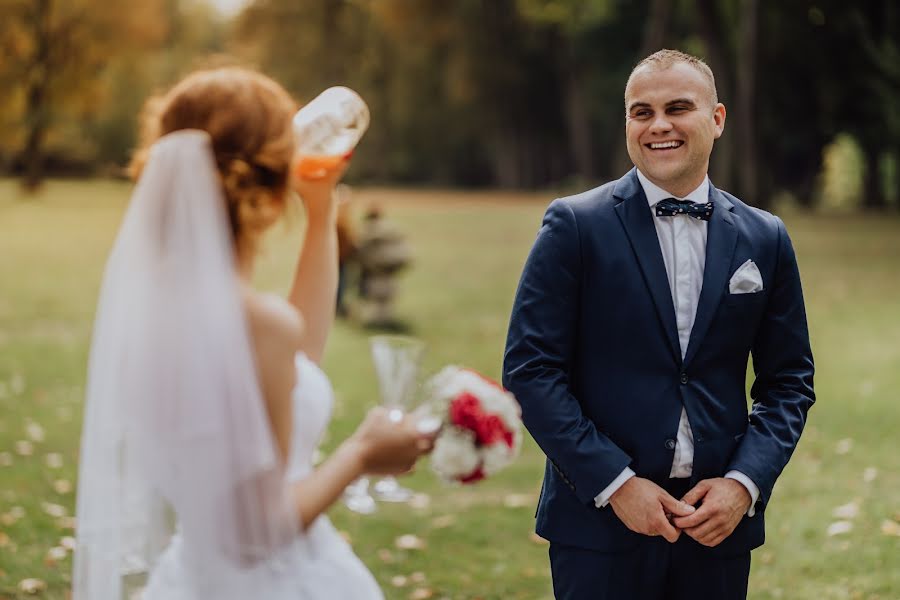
top-left (130, 67), bottom-right (297, 253)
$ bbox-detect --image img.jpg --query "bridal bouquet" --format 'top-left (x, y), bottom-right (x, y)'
top-left (425, 366), bottom-right (522, 484)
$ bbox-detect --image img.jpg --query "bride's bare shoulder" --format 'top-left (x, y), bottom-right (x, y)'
top-left (243, 291), bottom-right (305, 354)
top-left (242, 291), bottom-right (302, 459)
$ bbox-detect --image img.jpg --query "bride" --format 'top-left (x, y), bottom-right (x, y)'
top-left (72, 67), bottom-right (435, 600)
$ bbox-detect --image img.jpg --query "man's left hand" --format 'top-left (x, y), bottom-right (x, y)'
top-left (671, 478), bottom-right (751, 547)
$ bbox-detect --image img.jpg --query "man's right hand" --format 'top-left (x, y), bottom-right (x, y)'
top-left (608, 476), bottom-right (696, 543)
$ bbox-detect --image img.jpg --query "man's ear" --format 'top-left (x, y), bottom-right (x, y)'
top-left (713, 103), bottom-right (726, 139)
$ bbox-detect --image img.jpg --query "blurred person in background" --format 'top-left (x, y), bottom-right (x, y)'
top-left (504, 49), bottom-right (814, 599)
top-left (73, 67), bottom-right (435, 600)
top-left (357, 203), bottom-right (412, 328)
top-left (335, 184), bottom-right (359, 318)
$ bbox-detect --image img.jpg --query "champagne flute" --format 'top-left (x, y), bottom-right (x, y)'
top-left (342, 475), bottom-right (376, 515)
top-left (369, 335), bottom-right (425, 502)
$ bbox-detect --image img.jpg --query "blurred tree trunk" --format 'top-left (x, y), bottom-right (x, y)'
top-left (861, 142), bottom-right (887, 209)
top-left (479, 0), bottom-right (530, 188)
top-left (695, 0), bottom-right (734, 192)
top-left (894, 150), bottom-right (900, 208)
top-left (735, 0), bottom-right (761, 207)
top-left (849, 1), bottom-right (897, 210)
top-left (367, 22), bottom-right (393, 181)
top-left (610, 0), bottom-right (672, 178)
top-left (6, 0), bottom-right (168, 189)
top-left (320, 0), bottom-right (343, 84)
top-left (21, 0), bottom-right (52, 191)
top-left (560, 36), bottom-right (593, 182)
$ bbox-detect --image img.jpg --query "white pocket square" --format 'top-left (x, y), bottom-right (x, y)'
top-left (729, 259), bottom-right (764, 294)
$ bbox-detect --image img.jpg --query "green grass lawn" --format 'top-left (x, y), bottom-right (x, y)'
top-left (0, 179), bottom-right (898, 599)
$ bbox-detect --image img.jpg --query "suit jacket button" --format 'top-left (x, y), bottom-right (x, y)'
top-left (680, 373), bottom-right (689, 385)
top-left (665, 439), bottom-right (676, 450)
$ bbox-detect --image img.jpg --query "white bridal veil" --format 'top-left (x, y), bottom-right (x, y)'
top-left (73, 130), bottom-right (301, 599)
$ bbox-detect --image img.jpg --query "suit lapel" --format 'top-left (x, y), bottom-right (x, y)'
top-left (613, 169), bottom-right (682, 365)
top-left (682, 184), bottom-right (738, 368)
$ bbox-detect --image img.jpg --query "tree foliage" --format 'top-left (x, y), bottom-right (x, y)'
top-left (0, 0), bottom-right (896, 207)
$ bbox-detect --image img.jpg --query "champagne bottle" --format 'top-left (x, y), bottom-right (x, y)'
top-left (293, 86), bottom-right (369, 179)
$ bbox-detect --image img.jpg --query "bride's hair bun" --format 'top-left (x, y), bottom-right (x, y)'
top-left (130, 67), bottom-right (297, 254)
top-left (221, 158), bottom-right (283, 240)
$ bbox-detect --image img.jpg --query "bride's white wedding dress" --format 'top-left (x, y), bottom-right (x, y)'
top-left (142, 354), bottom-right (384, 600)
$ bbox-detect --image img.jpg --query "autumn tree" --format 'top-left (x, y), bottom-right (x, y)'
top-left (0, 0), bottom-right (168, 189)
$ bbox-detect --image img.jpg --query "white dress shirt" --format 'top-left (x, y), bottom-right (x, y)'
top-left (594, 169), bottom-right (759, 516)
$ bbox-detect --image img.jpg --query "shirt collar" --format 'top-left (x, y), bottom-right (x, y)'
top-left (635, 169), bottom-right (710, 208)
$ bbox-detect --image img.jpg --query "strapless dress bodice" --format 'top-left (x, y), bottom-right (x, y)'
top-left (141, 353), bottom-right (384, 600)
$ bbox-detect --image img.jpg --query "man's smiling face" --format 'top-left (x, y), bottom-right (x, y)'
top-left (624, 61), bottom-right (726, 197)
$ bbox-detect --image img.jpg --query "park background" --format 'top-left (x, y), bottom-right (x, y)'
top-left (0, 0), bottom-right (898, 598)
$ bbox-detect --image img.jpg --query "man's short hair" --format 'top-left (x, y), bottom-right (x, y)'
top-left (625, 49), bottom-right (719, 105)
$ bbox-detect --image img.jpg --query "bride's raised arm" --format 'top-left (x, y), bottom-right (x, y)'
top-left (287, 164), bottom-right (348, 364)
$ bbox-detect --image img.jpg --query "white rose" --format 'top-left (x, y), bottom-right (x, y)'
top-left (431, 426), bottom-right (481, 481)
top-left (481, 442), bottom-right (513, 475)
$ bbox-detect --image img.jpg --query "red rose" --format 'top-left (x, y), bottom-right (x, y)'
top-left (473, 414), bottom-right (504, 446)
top-left (449, 392), bottom-right (515, 448)
top-left (460, 465), bottom-right (485, 484)
top-left (449, 392), bottom-right (482, 432)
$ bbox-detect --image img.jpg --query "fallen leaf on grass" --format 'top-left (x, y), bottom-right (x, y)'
top-left (835, 438), bottom-right (853, 455)
top-left (0, 451), bottom-right (12, 466)
top-left (430, 515), bottom-right (456, 529)
top-left (45, 546), bottom-right (68, 565)
top-left (862, 467), bottom-right (878, 483)
top-left (1, 506), bottom-right (25, 525)
top-left (408, 493), bottom-right (431, 510)
top-left (377, 548), bottom-right (395, 563)
top-left (41, 502), bottom-right (67, 518)
top-left (881, 520), bottom-right (900, 537)
top-left (0, 532), bottom-right (9, 547)
top-left (18, 578), bottom-right (47, 594)
top-left (826, 521), bottom-right (853, 536)
top-left (45, 453), bottom-right (64, 469)
top-left (60, 536), bottom-right (76, 551)
top-left (410, 572), bottom-right (426, 584)
top-left (409, 588), bottom-right (434, 600)
top-left (831, 500), bottom-right (860, 520)
top-left (53, 479), bottom-right (73, 494)
top-left (395, 534), bottom-right (426, 550)
top-left (56, 516), bottom-right (76, 530)
top-left (391, 575), bottom-right (408, 587)
top-left (25, 421), bottom-right (45, 443)
top-left (14, 440), bottom-right (34, 456)
top-left (10, 374), bottom-right (25, 396)
top-left (503, 494), bottom-right (531, 508)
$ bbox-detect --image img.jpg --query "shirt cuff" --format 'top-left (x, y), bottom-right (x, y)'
top-left (594, 467), bottom-right (636, 508)
top-left (725, 470), bottom-right (760, 517)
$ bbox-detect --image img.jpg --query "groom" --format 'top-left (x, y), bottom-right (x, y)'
top-left (502, 49), bottom-right (814, 599)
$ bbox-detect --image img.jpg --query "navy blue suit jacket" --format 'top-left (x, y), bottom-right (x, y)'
top-left (502, 169), bottom-right (815, 556)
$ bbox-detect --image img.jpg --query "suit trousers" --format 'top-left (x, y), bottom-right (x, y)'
top-left (548, 479), bottom-right (751, 600)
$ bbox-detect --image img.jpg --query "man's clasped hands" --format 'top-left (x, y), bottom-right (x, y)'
top-left (609, 476), bottom-right (752, 547)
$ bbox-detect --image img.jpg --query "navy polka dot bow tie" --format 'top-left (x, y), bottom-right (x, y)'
top-left (655, 198), bottom-right (714, 221)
